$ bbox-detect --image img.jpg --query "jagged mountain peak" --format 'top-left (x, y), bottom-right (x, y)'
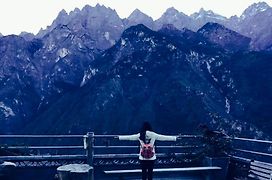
top-left (130, 8), bottom-right (144, 16)
top-left (58, 9), bottom-right (68, 16)
top-left (165, 7), bottom-right (180, 15)
top-left (198, 22), bottom-right (227, 30)
top-left (249, 1), bottom-right (270, 11)
top-left (191, 8), bottom-right (227, 20)
top-left (95, 3), bottom-right (105, 8)
top-left (73, 7), bottom-right (80, 12)
top-left (198, 22), bottom-right (242, 37)
top-left (54, 9), bottom-right (69, 24)
top-left (199, 8), bottom-right (214, 15)
top-left (162, 7), bottom-right (188, 17)
top-left (69, 7), bottom-right (80, 16)
top-left (128, 9), bottom-right (153, 20)
top-left (198, 22), bottom-right (251, 51)
top-left (53, 9), bottom-right (69, 24)
top-left (51, 4), bottom-right (120, 28)
top-left (118, 24), bottom-right (163, 51)
top-left (122, 24), bottom-right (153, 37)
top-left (37, 3), bottom-right (124, 49)
top-left (81, 4), bottom-right (95, 11)
top-left (125, 9), bottom-right (154, 29)
top-left (229, 15), bottom-right (239, 21)
top-left (81, 3), bottom-right (115, 13)
top-left (155, 7), bottom-right (192, 30)
top-left (241, 1), bottom-right (271, 18)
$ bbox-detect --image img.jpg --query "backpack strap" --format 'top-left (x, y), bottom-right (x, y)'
top-left (149, 138), bottom-right (155, 146)
top-left (139, 140), bottom-right (145, 147)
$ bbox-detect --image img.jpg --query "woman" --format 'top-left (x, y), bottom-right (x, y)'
top-left (118, 122), bottom-right (179, 180)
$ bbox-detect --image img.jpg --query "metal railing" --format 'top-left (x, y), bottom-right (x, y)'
top-left (225, 136), bottom-right (272, 164)
top-left (0, 133), bottom-right (204, 167)
top-left (1, 132), bottom-right (272, 172)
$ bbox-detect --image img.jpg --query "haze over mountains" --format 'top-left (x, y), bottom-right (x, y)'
top-left (0, 2), bottom-right (271, 138)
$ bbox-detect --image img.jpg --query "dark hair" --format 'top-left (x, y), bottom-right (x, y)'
top-left (139, 122), bottom-right (153, 143)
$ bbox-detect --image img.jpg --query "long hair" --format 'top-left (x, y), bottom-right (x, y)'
top-left (139, 122), bottom-right (153, 143)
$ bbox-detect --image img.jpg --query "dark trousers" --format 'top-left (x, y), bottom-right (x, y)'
top-left (140, 160), bottom-right (155, 180)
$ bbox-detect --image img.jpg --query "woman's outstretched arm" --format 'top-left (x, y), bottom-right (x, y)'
top-left (153, 132), bottom-right (178, 141)
top-left (118, 133), bottom-right (140, 141)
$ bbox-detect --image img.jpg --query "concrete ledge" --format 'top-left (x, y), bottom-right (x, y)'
top-left (57, 164), bottom-right (93, 180)
top-left (0, 161), bottom-right (16, 179)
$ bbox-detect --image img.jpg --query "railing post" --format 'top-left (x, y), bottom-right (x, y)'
top-left (84, 132), bottom-right (94, 180)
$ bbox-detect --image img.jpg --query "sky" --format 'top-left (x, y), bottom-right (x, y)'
top-left (0, 0), bottom-right (271, 35)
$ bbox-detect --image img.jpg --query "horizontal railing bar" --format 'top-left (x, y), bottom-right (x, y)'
top-left (94, 152), bottom-right (195, 159)
top-left (230, 137), bottom-right (272, 144)
top-left (0, 135), bottom-right (84, 138)
top-left (2, 135), bottom-right (271, 144)
top-left (0, 134), bottom-right (202, 138)
top-left (228, 155), bottom-right (251, 163)
top-left (233, 148), bottom-right (272, 157)
top-left (179, 135), bottom-right (203, 138)
top-left (0, 155), bottom-right (86, 161)
top-left (0, 145), bottom-right (204, 150)
top-left (93, 135), bottom-right (202, 138)
top-left (94, 153), bottom-right (138, 158)
top-left (94, 135), bottom-right (118, 138)
top-left (1, 146), bottom-right (84, 149)
top-left (93, 145), bottom-right (205, 149)
top-left (0, 152), bottom-right (196, 161)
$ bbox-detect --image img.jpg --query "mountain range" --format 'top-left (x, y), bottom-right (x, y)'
top-left (0, 2), bottom-right (272, 138)
top-left (35, 2), bottom-right (272, 51)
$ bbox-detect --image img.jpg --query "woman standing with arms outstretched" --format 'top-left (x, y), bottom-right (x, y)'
top-left (118, 122), bottom-right (179, 180)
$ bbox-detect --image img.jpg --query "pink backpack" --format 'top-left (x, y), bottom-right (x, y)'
top-left (140, 143), bottom-right (154, 159)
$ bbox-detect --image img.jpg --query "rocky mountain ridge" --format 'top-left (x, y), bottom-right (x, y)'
top-left (29, 2), bottom-right (272, 51)
top-left (0, 3), bottom-right (271, 137)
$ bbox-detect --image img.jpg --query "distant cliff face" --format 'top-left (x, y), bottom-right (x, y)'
top-left (0, 35), bottom-right (41, 133)
top-left (0, 3), bottom-right (272, 137)
top-left (0, 25), bottom-right (100, 133)
top-left (21, 25), bottom-right (272, 139)
top-left (236, 2), bottom-right (272, 50)
top-left (37, 4), bottom-right (124, 50)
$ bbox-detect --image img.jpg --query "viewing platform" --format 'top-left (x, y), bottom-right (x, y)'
top-left (0, 133), bottom-right (272, 179)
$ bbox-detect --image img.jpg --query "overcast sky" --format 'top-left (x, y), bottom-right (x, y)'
top-left (0, 0), bottom-right (271, 35)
